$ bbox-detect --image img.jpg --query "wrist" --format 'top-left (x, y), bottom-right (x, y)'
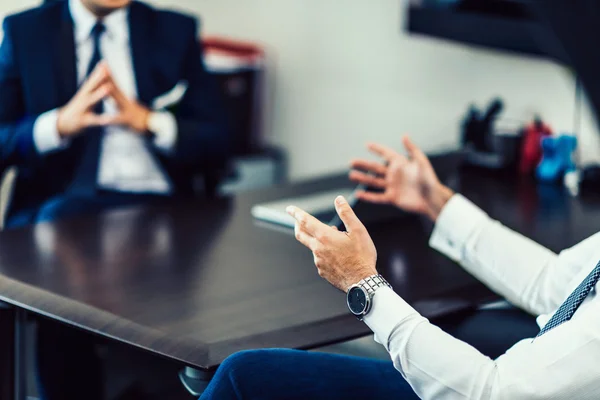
top-left (346, 266), bottom-right (378, 292)
top-left (142, 111), bottom-right (150, 132)
top-left (56, 108), bottom-right (71, 138)
top-left (138, 106), bottom-right (151, 133)
top-left (346, 274), bottom-right (392, 320)
top-left (424, 183), bottom-right (454, 222)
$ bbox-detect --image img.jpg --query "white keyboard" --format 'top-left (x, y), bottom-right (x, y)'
top-left (251, 188), bottom-right (357, 228)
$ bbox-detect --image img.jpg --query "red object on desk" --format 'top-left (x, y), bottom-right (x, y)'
top-left (519, 120), bottom-right (553, 175)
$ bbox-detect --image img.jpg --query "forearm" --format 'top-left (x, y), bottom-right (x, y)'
top-left (429, 194), bottom-right (564, 316)
top-left (364, 287), bottom-right (498, 399)
top-left (0, 116), bottom-right (41, 166)
top-left (364, 287), bottom-right (600, 399)
top-left (394, 319), bottom-right (499, 400)
top-left (34, 109), bottom-right (71, 154)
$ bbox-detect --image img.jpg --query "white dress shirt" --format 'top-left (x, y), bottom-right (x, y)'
top-left (33, 0), bottom-right (176, 194)
top-left (364, 194), bottom-right (600, 399)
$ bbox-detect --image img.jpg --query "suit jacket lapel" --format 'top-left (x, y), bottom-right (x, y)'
top-left (128, 2), bottom-right (156, 106)
top-left (54, 1), bottom-right (78, 107)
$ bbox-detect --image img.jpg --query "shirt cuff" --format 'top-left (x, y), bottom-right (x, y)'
top-left (363, 286), bottom-right (419, 351)
top-left (428, 194), bottom-right (489, 262)
top-left (33, 109), bottom-right (69, 154)
top-left (148, 111), bottom-right (177, 153)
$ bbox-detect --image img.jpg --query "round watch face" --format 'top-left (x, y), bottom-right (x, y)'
top-left (347, 286), bottom-right (368, 315)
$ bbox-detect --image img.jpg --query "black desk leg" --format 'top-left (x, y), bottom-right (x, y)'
top-left (178, 367), bottom-right (213, 396)
top-left (13, 308), bottom-right (27, 400)
top-left (0, 303), bottom-right (15, 399)
top-left (0, 304), bottom-right (25, 400)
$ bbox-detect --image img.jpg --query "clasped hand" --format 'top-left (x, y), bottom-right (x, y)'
top-left (57, 61), bottom-right (150, 138)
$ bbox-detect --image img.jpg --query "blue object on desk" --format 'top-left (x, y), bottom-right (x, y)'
top-left (536, 135), bottom-right (577, 182)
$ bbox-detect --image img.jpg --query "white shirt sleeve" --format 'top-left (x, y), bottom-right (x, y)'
top-left (148, 111), bottom-right (178, 154)
top-left (429, 194), bottom-right (588, 316)
top-left (33, 109), bottom-right (70, 154)
top-left (363, 286), bottom-right (600, 400)
top-left (361, 194), bottom-right (600, 399)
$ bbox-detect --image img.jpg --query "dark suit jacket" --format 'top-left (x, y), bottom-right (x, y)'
top-left (0, 0), bottom-right (230, 221)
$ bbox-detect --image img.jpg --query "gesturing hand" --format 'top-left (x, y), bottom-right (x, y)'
top-left (287, 196), bottom-right (377, 292)
top-left (349, 136), bottom-right (454, 221)
top-left (56, 62), bottom-right (114, 138)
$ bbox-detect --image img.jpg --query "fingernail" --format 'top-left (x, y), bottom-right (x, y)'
top-left (335, 196), bottom-right (346, 205)
top-left (286, 206), bottom-right (295, 215)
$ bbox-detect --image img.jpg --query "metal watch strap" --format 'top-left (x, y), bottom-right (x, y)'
top-left (358, 274), bottom-right (392, 297)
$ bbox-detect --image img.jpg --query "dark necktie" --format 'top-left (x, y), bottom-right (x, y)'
top-left (68, 21), bottom-right (106, 196)
top-left (537, 260), bottom-right (600, 337)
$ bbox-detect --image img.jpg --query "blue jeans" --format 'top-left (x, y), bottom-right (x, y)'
top-left (200, 308), bottom-right (539, 400)
top-left (201, 349), bottom-right (419, 400)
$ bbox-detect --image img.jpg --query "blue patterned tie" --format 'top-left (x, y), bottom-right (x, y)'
top-left (537, 259), bottom-right (600, 337)
top-left (68, 21), bottom-right (105, 196)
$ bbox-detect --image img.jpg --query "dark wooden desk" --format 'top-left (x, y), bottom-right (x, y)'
top-left (1, 158), bottom-right (600, 398)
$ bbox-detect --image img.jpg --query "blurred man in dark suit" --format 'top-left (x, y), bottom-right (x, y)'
top-left (0, 0), bottom-right (229, 398)
top-left (0, 0), bottom-right (229, 229)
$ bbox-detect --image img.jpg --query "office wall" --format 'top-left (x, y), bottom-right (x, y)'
top-left (2, 0), bottom-right (599, 180)
top-left (158, 0), bottom-right (600, 180)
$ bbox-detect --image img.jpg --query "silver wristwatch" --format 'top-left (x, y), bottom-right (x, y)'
top-left (346, 274), bottom-right (392, 320)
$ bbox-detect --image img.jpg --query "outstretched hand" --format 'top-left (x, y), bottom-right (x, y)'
top-left (349, 136), bottom-right (454, 221)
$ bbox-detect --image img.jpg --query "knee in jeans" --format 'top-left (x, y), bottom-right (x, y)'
top-left (219, 349), bottom-right (284, 381)
top-left (221, 349), bottom-right (268, 372)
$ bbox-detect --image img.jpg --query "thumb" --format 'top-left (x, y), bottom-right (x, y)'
top-left (402, 136), bottom-right (426, 162)
top-left (334, 196), bottom-right (362, 233)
